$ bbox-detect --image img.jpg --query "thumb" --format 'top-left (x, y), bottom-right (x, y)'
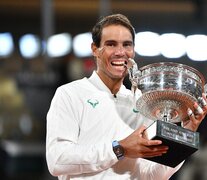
top-left (136, 125), bottom-right (147, 137)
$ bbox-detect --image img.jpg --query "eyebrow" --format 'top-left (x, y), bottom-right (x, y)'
top-left (104, 40), bottom-right (133, 44)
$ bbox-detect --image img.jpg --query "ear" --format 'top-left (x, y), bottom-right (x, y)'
top-left (91, 42), bottom-right (99, 57)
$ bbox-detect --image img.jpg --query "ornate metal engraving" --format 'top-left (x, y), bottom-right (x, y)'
top-left (127, 60), bottom-right (206, 123)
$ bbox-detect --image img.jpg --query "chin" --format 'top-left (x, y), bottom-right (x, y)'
top-left (113, 73), bottom-right (126, 79)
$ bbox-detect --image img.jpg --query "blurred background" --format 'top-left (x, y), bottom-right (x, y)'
top-left (0, 0), bottom-right (207, 179)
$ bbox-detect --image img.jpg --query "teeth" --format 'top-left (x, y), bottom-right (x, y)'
top-left (111, 61), bottom-right (125, 66)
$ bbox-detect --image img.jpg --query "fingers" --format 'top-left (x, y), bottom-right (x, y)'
top-left (201, 94), bottom-right (207, 112)
top-left (136, 140), bottom-right (165, 157)
top-left (124, 126), bottom-right (168, 158)
top-left (138, 127), bottom-right (168, 157)
top-left (185, 96), bottom-right (207, 131)
top-left (198, 95), bottom-right (207, 110)
top-left (133, 137), bottom-right (168, 158)
top-left (138, 126), bottom-right (162, 146)
top-left (137, 125), bottom-right (147, 137)
top-left (187, 108), bottom-right (193, 117)
top-left (194, 96), bottom-right (207, 119)
top-left (187, 94), bottom-right (207, 119)
top-left (194, 102), bottom-right (204, 115)
top-left (136, 126), bottom-right (162, 145)
top-left (143, 138), bottom-right (163, 146)
top-left (187, 103), bottom-right (203, 124)
top-left (140, 146), bottom-right (168, 158)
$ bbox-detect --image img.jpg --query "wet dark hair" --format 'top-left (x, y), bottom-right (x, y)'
top-left (92, 14), bottom-right (136, 47)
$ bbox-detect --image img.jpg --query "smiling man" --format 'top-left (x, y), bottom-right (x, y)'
top-left (92, 25), bottom-right (134, 91)
top-left (46, 14), bottom-right (207, 180)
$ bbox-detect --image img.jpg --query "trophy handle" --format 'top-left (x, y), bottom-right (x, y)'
top-left (125, 58), bottom-right (142, 110)
top-left (126, 58), bottom-right (141, 94)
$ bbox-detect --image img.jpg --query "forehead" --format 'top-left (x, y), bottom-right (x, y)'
top-left (101, 25), bottom-right (133, 43)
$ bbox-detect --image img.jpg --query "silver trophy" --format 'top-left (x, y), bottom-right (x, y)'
top-left (127, 59), bottom-right (206, 167)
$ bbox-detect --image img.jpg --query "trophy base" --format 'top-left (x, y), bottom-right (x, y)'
top-left (144, 120), bottom-right (199, 167)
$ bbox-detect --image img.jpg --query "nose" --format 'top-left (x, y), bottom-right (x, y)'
top-left (114, 46), bottom-right (125, 54)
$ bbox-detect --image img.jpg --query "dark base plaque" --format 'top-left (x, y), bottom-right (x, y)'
top-left (144, 120), bottom-right (199, 167)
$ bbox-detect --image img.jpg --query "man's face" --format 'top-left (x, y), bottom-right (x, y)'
top-left (92, 25), bottom-right (135, 81)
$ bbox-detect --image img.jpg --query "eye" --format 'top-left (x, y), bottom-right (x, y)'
top-left (123, 42), bottom-right (133, 48)
top-left (105, 42), bottom-right (116, 47)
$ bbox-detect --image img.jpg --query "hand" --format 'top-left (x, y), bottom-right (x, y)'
top-left (119, 126), bottom-right (168, 159)
top-left (182, 93), bottom-right (207, 131)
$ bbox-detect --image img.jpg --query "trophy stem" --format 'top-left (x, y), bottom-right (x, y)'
top-left (163, 115), bottom-right (168, 122)
top-left (156, 108), bottom-right (179, 123)
top-left (162, 109), bottom-right (172, 122)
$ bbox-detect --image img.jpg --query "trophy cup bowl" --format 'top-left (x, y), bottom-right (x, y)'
top-left (135, 62), bottom-right (205, 167)
top-left (136, 62), bottom-right (205, 123)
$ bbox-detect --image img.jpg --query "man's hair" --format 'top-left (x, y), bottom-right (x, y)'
top-left (92, 14), bottom-right (136, 47)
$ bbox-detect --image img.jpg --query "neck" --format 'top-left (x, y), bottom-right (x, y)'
top-left (104, 78), bottom-right (123, 95)
top-left (109, 80), bottom-right (122, 95)
top-left (97, 72), bottom-right (123, 95)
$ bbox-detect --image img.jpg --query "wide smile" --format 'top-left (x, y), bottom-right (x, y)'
top-left (111, 60), bottom-right (127, 67)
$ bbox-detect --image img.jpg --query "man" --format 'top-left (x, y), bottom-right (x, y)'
top-left (46, 14), bottom-right (207, 179)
